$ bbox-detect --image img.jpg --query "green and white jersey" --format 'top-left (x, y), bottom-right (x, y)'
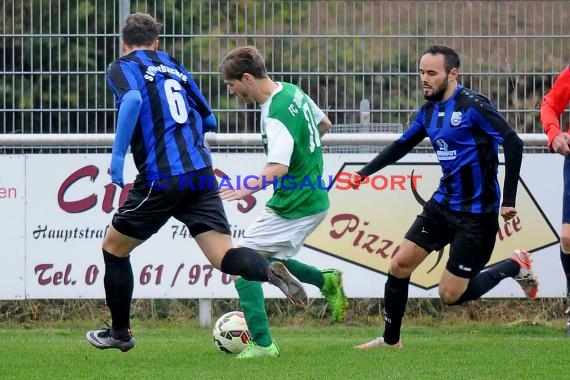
top-left (260, 82), bottom-right (330, 219)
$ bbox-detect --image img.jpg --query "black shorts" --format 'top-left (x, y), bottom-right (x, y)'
top-left (112, 166), bottom-right (231, 240)
top-left (404, 199), bottom-right (499, 279)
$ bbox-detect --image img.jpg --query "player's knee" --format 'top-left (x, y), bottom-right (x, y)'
top-left (101, 240), bottom-right (134, 258)
top-left (389, 258), bottom-right (414, 278)
top-left (439, 287), bottom-right (461, 305)
top-left (561, 235), bottom-right (570, 253)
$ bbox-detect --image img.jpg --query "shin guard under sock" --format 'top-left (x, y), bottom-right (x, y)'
top-left (102, 250), bottom-right (133, 331)
top-left (383, 273), bottom-right (410, 345)
top-left (234, 278), bottom-right (272, 347)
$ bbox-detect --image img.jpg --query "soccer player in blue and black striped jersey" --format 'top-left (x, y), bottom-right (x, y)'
top-left (352, 45), bottom-right (539, 349)
top-left (86, 12), bottom-right (307, 352)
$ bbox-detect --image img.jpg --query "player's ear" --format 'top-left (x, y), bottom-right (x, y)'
top-left (449, 67), bottom-right (459, 81)
top-left (152, 39), bottom-right (159, 50)
top-left (241, 73), bottom-right (254, 83)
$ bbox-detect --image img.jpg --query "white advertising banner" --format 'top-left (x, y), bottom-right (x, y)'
top-left (0, 156), bottom-right (25, 299)
top-left (309, 153), bottom-right (562, 298)
top-left (12, 153), bottom-right (566, 299)
top-left (25, 154), bottom-right (246, 299)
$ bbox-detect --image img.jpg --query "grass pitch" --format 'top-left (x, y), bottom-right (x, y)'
top-left (0, 321), bottom-right (566, 380)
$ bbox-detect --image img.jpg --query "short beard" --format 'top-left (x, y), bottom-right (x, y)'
top-left (424, 82), bottom-right (448, 101)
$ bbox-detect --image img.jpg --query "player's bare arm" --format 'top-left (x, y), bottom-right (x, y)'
top-left (318, 116), bottom-right (332, 137)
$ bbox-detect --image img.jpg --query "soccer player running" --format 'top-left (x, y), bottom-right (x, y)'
top-left (351, 45), bottom-right (538, 349)
top-left (540, 62), bottom-right (570, 336)
top-left (218, 46), bottom-right (348, 359)
top-left (86, 14), bottom-right (307, 352)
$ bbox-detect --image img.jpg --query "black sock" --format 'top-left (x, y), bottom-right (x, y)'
top-left (220, 247), bottom-right (270, 282)
top-left (561, 250), bottom-right (570, 297)
top-left (451, 259), bottom-right (519, 305)
top-left (103, 250), bottom-right (133, 335)
top-left (383, 273), bottom-right (410, 345)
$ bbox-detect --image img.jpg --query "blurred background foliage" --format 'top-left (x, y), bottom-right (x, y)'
top-left (1, 1), bottom-right (569, 137)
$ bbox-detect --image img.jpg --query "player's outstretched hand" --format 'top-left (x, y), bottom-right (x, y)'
top-left (219, 187), bottom-right (248, 201)
top-left (348, 172), bottom-right (366, 189)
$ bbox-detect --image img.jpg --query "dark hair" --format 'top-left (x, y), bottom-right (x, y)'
top-left (219, 46), bottom-right (268, 80)
top-left (421, 44), bottom-right (460, 73)
top-left (122, 13), bottom-right (162, 46)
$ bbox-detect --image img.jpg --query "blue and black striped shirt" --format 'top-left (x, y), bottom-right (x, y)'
top-left (106, 50), bottom-right (215, 180)
top-left (359, 84), bottom-right (523, 214)
top-left (400, 85), bottom-right (521, 213)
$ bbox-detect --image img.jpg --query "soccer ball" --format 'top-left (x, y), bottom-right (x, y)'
top-left (212, 311), bottom-right (251, 354)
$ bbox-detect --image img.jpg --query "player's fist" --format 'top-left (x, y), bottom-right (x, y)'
top-left (500, 206), bottom-right (517, 221)
top-left (552, 132), bottom-right (570, 156)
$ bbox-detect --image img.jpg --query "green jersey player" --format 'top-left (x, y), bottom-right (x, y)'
top-left (219, 46), bottom-right (348, 359)
top-left (262, 80), bottom-right (329, 218)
